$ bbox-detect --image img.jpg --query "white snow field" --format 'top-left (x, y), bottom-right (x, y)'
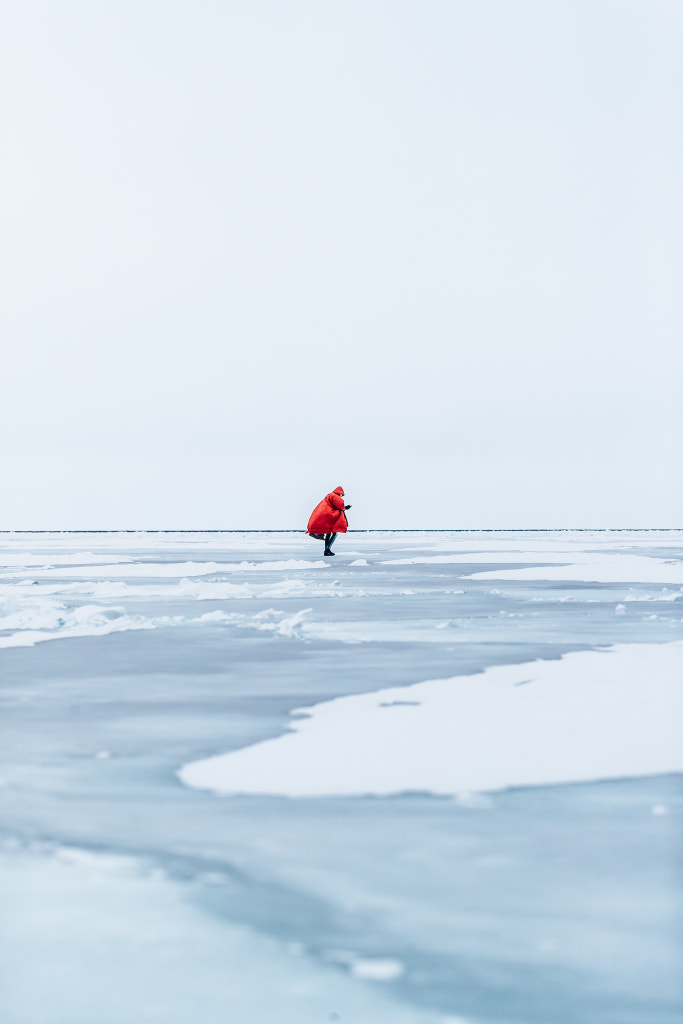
top-left (1, 530), bottom-right (682, 1024)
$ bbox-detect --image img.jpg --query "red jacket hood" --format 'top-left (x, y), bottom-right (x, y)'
top-left (332, 486), bottom-right (344, 496)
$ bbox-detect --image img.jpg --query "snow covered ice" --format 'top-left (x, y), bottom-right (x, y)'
top-left (1, 530), bottom-right (682, 1024)
top-left (180, 641), bottom-right (683, 797)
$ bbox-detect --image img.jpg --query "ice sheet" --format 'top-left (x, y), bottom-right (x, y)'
top-left (1, 532), bottom-right (680, 651)
top-left (0, 843), bottom-right (444, 1024)
top-left (1, 530), bottom-right (682, 1024)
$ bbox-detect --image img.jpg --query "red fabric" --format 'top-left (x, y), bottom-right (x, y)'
top-left (307, 486), bottom-right (348, 535)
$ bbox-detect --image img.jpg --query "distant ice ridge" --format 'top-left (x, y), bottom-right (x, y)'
top-left (0, 603), bottom-right (157, 648)
top-left (178, 641), bottom-right (683, 798)
top-left (0, 602), bottom-right (456, 649)
top-left (0, 598), bottom-right (190, 649)
top-left (0, 600), bottom-right (323, 649)
top-left (0, 581), bottom-right (364, 649)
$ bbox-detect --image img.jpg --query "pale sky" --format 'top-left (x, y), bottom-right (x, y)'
top-left (2, 0), bottom-right (681, 529)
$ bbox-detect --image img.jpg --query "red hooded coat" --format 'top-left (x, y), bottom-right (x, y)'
top-left (307, 487), bottom-right (348, 535)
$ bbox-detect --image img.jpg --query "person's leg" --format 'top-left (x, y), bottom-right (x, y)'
top-left (324, 533), bottom-right (336, 554)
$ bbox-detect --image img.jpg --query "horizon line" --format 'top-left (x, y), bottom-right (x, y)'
top-left (0, 528), bottom-right (680, 535)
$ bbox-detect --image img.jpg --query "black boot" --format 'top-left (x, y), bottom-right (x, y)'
top-left (324, 547), bottom-right (335, 556)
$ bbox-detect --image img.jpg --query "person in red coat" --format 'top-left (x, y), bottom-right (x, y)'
top-left (307, 486), bottom-right (352, 556)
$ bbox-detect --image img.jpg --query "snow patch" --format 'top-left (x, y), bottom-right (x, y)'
top-left (383, 550), bottom-right (683, 585)
top-left (350, 959), bottom-right (404, 981)
top-left (178, 641), bottom-right (683, 798)
top-left (3, 559), bottom-right (329, 580)
top-left (466, 556), bottom-right (683, 585)
top-left (0, 552), bottom-right (134, 569)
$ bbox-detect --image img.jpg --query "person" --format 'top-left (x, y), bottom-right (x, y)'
top-left (307, 486), bottom-right (352, 556)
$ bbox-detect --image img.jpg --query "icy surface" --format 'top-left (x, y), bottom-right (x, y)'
top-left (1, 530), bottom-right (682, 1024)
top-left (180, 641), bottom-right (683, 796)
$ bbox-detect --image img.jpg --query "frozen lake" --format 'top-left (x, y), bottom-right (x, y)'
top-left (1, 530), bottom-right (681, 1024)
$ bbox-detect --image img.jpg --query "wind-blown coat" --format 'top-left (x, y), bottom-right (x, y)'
top-left (307, 486), bottom-right (348, 535)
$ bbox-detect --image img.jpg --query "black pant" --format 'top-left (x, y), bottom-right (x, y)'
top-left (324, 533), bottom-right (337, 549)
